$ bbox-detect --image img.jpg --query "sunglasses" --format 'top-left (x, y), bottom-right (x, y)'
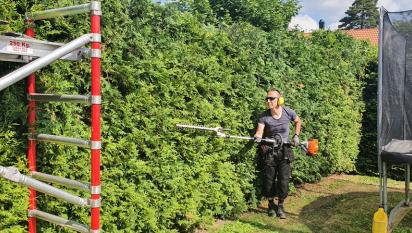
top-left (265, 97), bottom-right (278, 101)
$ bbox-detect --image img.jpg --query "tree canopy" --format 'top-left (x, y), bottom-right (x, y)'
top-left (338, 0), bottom-right (379, 29)
top-left (179, 0), bottom-right (299, 31)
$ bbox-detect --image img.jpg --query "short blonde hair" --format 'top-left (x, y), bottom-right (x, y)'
top-left (267, 88), bottom-right (281, 95)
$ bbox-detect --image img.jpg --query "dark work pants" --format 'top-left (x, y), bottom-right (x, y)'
top-left (261, 145), bottom-right (292, 200)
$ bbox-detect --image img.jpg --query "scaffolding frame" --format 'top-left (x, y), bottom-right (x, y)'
top-left (0, 2), bottom-right (101, 233)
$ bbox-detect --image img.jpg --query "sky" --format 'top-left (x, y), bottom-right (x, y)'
top-left (289, 0), bottom-right (411, 32)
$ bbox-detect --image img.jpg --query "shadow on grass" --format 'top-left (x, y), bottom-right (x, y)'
top-left (234, 191), bottom-right (412, 233)
top-left (298, 191), bottom-right (412, 233)
top-left (299, 191), bottom-right (379, 233)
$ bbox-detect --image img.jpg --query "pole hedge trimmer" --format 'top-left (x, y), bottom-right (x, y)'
top-left (176, 124), bottom-right (319, 156)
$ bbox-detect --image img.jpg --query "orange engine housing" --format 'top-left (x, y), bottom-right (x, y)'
top-left (306, 139), bottom-right (319, 156)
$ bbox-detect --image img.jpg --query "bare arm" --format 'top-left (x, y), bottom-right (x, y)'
top-left (294, 116), bottom-right (301, 136)
top-left (255, 123), bottom-right (265, 138)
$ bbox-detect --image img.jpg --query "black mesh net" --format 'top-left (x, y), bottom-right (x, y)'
top-left (379, 8), bottom-right (412, 163)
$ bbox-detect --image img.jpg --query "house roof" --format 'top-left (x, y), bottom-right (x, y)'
top-left (341, 28), bottom-right (378, 46)
top-left (302, 28), bottom-right (379, 46)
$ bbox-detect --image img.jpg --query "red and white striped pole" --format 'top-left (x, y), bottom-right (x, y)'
top-left (90, 1), bottom-right (101, 232)
top-left (25, 18), bottom-right (37, 233)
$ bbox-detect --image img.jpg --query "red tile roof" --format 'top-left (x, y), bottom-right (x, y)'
top-left (341, 28), bottom-right (378, 46)
top-left (302, 28), bottom-right (379, 46)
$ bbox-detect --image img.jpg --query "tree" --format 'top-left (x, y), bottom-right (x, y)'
top-left (180, 0), bottom-right (299, 31)
top-left (338, 0), bottom-right (379, 29)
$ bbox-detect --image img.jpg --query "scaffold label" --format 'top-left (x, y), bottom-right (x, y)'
top-left (7, 40), bottom-right (33, 54)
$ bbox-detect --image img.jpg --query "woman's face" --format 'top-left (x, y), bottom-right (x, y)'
top-left (265, 91), bottom-right (280, 109)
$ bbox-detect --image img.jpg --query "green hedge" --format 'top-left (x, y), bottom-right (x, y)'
top-left (0, 0), bottom-right (377, 232)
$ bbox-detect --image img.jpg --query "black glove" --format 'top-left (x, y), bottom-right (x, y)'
top-left (292, 134), bottom-right (300, 146)
top-left (254, 136), bottom-right (262, 143)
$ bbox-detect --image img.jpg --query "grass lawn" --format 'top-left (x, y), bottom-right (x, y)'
top-left (202, 175), bottom-right (412, 233)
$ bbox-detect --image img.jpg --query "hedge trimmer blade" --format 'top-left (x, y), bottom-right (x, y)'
top-left (176, 124), bottom-right (280, 145)
top-left (176, 124), bottom-right (225, 136)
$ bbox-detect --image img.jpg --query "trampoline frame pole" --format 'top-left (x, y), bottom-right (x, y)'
top-left (406, 164), bottom-right (410, 206)
top-left (378, 6), bottom-right (385, 210)
top-left (383, 162), bottom-right (388, 212)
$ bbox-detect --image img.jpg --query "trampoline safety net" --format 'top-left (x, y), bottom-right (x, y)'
top-left (379, 8), bottom-right (412, 164)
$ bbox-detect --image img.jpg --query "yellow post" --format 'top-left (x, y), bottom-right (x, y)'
top-left (372, 208), bottom-right (388, 233)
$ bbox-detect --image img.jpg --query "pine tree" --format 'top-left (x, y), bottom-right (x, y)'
top-left (338, 0), bottom-right (379, 29)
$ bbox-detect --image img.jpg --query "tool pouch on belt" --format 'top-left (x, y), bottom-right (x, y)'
top-left (260, 144), bottom-right (294, 165)
top-left (283, 144), bottom-right (295, 162)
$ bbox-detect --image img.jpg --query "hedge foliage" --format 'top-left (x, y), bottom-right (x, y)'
top-left (0, 0), bottom-right (377, 232)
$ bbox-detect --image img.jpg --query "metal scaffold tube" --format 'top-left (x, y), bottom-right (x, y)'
top-left (26, 4), bottom-right (91, 21)
top-left (33, 134), bottom-right (91, 148)
top-left (0, 166), bottom-right (89, 207)
top-left (28, 209), bottom-right (90, 233)
top-left (0, 34), bottom-right (92, 92)
top-left (31, 171), bottom-right (90, 192)
top-left (28, 93), bottom-right (91, 104)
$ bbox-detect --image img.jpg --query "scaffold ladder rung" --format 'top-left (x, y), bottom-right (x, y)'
top-left (28, 209), bottom-right (90, 233)
top-left (26, 3), bottom-right (97, 21)
top-left (32, 133), bottom-right (93, 148)
top-left (30, 171), bottom-right (90, 192)
top-left (28, 93), bottom-right (91, 104)
top-left (0, 166), bottom-right (90, 207)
